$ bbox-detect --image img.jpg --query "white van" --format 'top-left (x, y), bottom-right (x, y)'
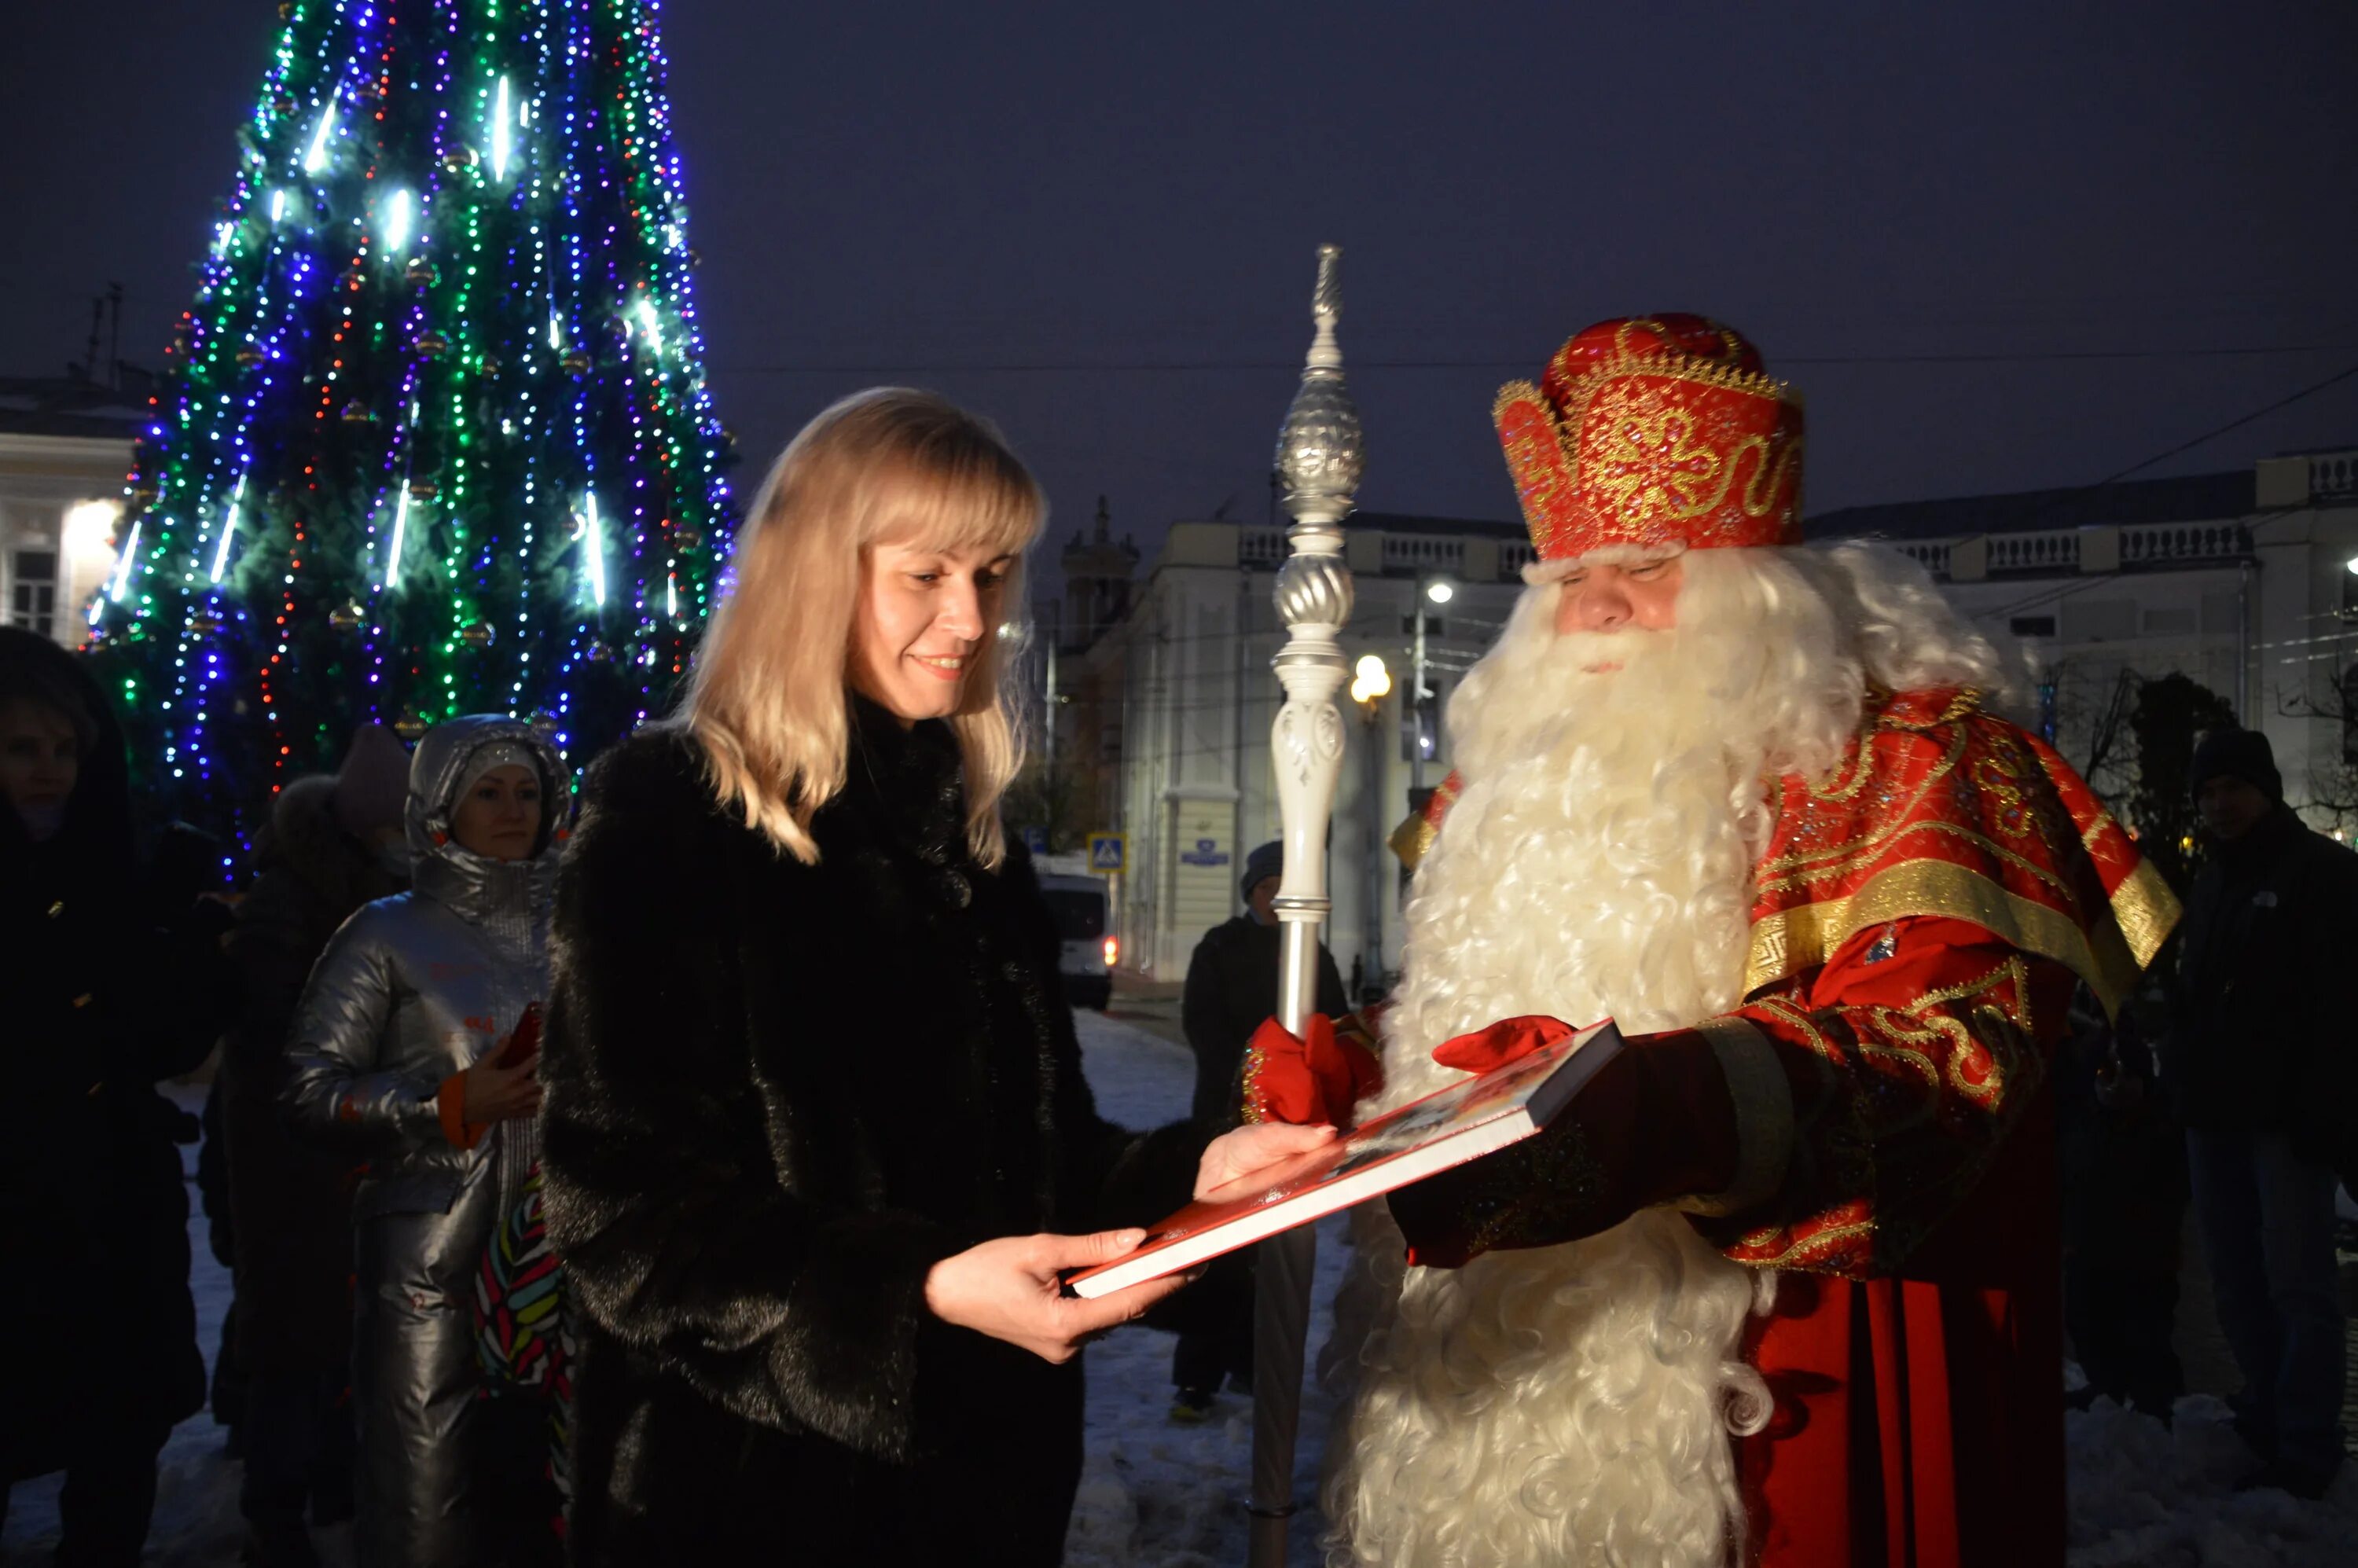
top-left (1037, 868), bottom-right (1114, 1010)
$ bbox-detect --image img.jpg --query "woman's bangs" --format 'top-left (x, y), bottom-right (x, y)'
top-left (865, 452), bottom-right (1041, 560)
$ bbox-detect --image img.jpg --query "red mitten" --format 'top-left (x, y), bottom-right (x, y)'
top-left (1431, 1015), bottom-right (1578, 1075)
top-left (1243, 1013), bottom-right (1383, 1127)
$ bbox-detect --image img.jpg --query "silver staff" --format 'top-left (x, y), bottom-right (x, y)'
top-left (1249, 242), bottom-right (1363, 1568)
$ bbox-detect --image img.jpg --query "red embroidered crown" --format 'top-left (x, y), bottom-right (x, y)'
top-left (1493, 314), bottom-right (1805, 575)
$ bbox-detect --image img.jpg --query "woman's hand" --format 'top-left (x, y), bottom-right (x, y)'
top-left (1195, 1122), bottom-right (1338, 1199)
top-left (922, 1228), bottom-right (1189, 1364)
top-left (460, 1049), bottom-right (542, 1124)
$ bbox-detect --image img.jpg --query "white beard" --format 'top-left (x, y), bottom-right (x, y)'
top-left (1321, 549), bottom-right (1871, 1567)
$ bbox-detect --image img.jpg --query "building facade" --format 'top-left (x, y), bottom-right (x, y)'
top-left (1078, 447), bottom-right (2357, 991)
top-left (0, 376), bottom-right (145, 648)
top-left (1810, 447), bottom-right (2358, 831)
top-left (1069, 512), bottom-right (1532, 987)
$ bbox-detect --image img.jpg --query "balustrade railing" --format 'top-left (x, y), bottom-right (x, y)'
top-left (1380, 534), bottom-right (1464, 575)
top-left (2120, 521), bottom-right (2252, 564)
top-left (1876, 520), bottom-right (2251, 580)
top-left (1892, 540), bottom-right (1950, 575)
top-left (1240, 525), bottom-right (1287, 564)
top-left (1985, 531), bottom-right (2079, 572)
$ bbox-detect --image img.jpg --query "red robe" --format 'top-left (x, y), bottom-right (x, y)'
top-left (1396, 689), bottom-right (2180, 1567)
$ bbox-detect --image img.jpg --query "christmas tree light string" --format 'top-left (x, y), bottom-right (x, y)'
top-left (90, 0), bottom-right (735, 843)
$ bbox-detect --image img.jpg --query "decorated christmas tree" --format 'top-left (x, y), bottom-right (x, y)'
top-left (89, 0), bottom-right (734, 838)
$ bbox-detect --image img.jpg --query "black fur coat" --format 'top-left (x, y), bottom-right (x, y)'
top-left (541, 702), bottom-right (1202, 1566)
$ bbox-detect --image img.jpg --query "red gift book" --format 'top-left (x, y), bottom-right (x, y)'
top-left (1067, 1019), bottom-right (1622, 1298)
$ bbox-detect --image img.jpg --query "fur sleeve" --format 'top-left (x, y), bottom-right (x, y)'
top-left (539, 733), bottom-right (960, 1463)
top-left (1000, 845), bottom-right (1208, 1231)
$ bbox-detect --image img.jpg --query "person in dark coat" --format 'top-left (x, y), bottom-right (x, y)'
top-left (538, 389), bottom-right (1327, 1567)
top-left (200, 1063), bottom-right (248, 1458)
top-left (1181, 841), bottom-right (1350, 1129)
top-left (1167, 839), bottom-right (1350, 1418)
top-left (220, 726), bottom-right (410, 1565)
top-left (2058, 992), bottom-right (2187, 1420)
top-left (130, 819), bottom-right (246, 1468)
top-left (0, 626), bottom-right (234, 1566)
top-left (2164, 725), bottom-right (2357, 1498)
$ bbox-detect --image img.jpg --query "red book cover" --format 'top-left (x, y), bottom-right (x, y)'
top-left (1067, 1020), bottom-right (1622, 1299)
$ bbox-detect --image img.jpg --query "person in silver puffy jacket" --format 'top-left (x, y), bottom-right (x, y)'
top-left (281, 714), bottom-right (564, 1568)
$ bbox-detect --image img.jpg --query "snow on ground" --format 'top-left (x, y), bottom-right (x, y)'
top-left (1065, 1011), bottom-right (1342, 1568)
top-left (2064, 1397), bottom-right (2358, 1567)
top-left (9, 1038), bottom-right (2353, 1566)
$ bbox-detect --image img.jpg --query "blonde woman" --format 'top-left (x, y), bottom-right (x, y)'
top-left (539, 389), bottom-right (1325, 1566)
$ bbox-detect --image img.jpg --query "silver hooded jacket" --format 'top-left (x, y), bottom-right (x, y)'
top-left (282, 714), bottom-right (565, 1221)
top-left (281, 714), bottom-right (566, 1568)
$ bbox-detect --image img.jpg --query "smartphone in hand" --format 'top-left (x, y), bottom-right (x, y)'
top-left (493, 1002), bottom-right (543, 1070)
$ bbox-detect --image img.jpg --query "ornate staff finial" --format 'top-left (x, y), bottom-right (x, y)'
top-left (1274, 244), bottom-right (1363, 537)
top-left (1309, 243), bottom-right (1342, 362)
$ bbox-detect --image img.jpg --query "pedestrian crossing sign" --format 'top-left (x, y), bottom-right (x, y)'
top-left (1087, 832), bottom-right (1126, 874)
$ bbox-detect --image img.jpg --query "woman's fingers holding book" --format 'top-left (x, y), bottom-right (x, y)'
top-left (1196, 1122), bottom-right (1337, 1199)
top-left (1050, 1272), bottom-right (1191, 1357)
top-left (1025, 1227), bottom-right (1148, 1273)
top-left (924, 1229), bottom-right (1176, 1364)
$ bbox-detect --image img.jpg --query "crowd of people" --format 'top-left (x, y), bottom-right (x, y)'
top-left (0, 391), bottom-right (1317, 1568)
top-left (0, 338), bottom-right (2349, 1568)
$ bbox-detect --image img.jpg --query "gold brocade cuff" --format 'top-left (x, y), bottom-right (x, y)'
top-left (1673, 1015), bottom-right (1793, 1219)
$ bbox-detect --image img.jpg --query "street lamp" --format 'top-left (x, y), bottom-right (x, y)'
top-left (1350, 652), bottom-right (1392, 707)
top-left (1424, 579), bottom-right (1455, 604)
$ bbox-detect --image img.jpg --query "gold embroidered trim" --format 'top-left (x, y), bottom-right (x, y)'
top-left (1387, 773), bottom-right (1464, 874)
top-left (1744, 855), bottom-right (2147, 1015)
top-left (2105, 854), bottom-right (2181, 974)
top-left (1548, 346), bottom-right (1799, 412)
top-left (1731, 1215), bottom-right (1879, 1273)
top-left (1673, 1015), bottom-right (1794, 1220)
top-left (1902, 951), bottom-right (2032, 1019)
top-left (1788, 688), bottom-right (1980, 826)
top-left (1387, 810), bottom-right (1438, 872)
top-left (1806, 736), bottom-right (1875, 804)
top-left (1880, 689), bottom-right (1982, 731)
top-left (1753, 722), bottom-right (1963, 883)
top-left (1492, 378), bottom-right (1549, 425)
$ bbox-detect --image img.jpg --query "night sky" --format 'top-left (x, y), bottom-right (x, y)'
top-left (7, 1), bottom-right (2355, 571)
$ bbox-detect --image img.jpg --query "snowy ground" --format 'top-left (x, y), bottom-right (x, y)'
top-left (6, 1020), bottom-right (2353, 1566)
top-left (1063, 1014), bottom-right (1342, 1568)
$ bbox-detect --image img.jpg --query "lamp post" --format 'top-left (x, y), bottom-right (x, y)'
top-left (1251, 243), bottom-right (1362, 1568)
top-left (1410, 577), bottom-right (1452, 791)
top-left (1351, 654), bottom-right (1392, 1001)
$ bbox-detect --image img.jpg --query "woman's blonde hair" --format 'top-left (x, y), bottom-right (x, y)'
top-left (682, 387), bottom-right (1044, 867)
